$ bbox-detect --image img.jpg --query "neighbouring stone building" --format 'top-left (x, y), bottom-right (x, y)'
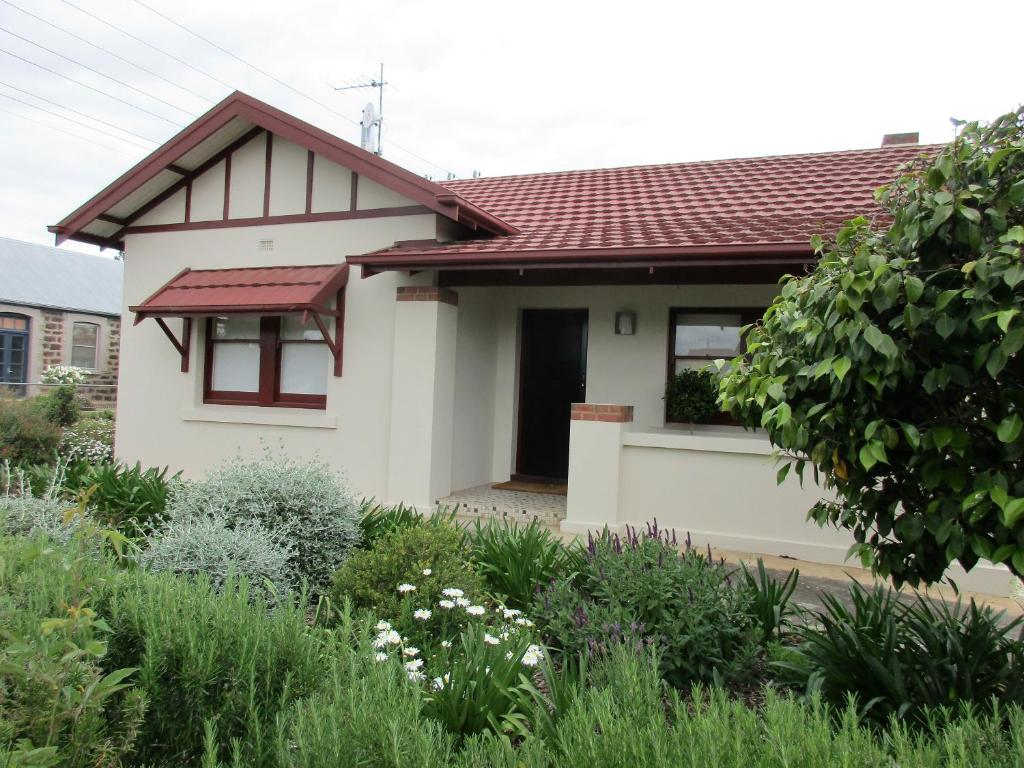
top-left (0, 236), bottom-right (123, 408)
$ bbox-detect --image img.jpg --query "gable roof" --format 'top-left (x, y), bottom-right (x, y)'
top-left (350, 143), bottom-right (937, 272)
top-left (0, 237), bottom-right (123, 316)
top-left (49, 92), bottom-right (518, 250)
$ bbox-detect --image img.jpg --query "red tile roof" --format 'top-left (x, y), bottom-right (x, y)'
top-left (350, 144), bottom-right (936, 270)
top-left (130, 264), bottom-right (349, 317)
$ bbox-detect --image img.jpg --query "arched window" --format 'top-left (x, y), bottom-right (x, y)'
top-left (0, 313), bottom-right (30, 396)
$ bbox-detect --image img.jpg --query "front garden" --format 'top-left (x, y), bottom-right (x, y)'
top-left (2, 444), bottom-right (1023, 767)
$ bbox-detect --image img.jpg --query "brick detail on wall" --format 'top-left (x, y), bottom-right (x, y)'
top-left (80, 317), bottom-right (120, 409)
top-left (570, 403), bottom-right (634, 423)
top-left (395, 286), bottom-right (459, 306)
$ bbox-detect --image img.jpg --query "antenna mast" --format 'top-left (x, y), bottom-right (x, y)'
top-left (333, 63), bottom-right (387, 155)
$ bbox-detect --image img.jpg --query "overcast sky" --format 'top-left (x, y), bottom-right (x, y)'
top-left (1, 0), bottom-right (1021, 256)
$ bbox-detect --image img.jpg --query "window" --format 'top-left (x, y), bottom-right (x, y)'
top-left (204, 315), bottom-right (328, 409)
top-left (667, 308), bottom-right (761, 423)
top-left (0, 313), bottom-right (29, 396)
top-left (70, 322), bottom-right (99, 369)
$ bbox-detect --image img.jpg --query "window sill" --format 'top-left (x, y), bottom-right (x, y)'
top-left (180, 406), bottom-right (338, 430)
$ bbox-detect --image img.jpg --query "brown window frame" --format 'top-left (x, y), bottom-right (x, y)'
top-left (203, 316), bottom-right (327, 410)
top-left (665, 307), bottom-right (763, 425)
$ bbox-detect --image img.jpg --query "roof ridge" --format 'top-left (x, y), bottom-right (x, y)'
top-left (442, 143), bottom-right (941, 186)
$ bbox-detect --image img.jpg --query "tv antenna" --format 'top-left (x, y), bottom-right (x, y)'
top-left (333, 63), bottom-right (387, 155)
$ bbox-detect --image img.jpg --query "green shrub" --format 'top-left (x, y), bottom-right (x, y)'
top-left (357, 500), bottom-right (427, 549)
top-left (664, 367), bottom-right (719, 424)
top-left (0, 532), bottom-right (144, 767)
top-left (72, 462), bottom-right (179, 533)
top-left (533, 523), bottom-right (759, 688)
top-left (138, 512), bottom-right (294, 601)
top-left (166, 449), bottom-right (360, 595)
top-left (103, 571), bottom-right (327, 767)
top-left (469, 518), bottom-right (576, 609)
top-left (60, 416), bottom-right (114, 464)
top-left (332, 522), bottom-right (482, 621)
top-left (1, 466), bottom-right (85, 547)
top-left (740, 559), bottom-right (800, 643)
top-left (34, 384), bottom-right (80, 427)
top-left (0, 397), bottom-right (61, 466)
top-left (775, 583), bottom-right (1024, 726)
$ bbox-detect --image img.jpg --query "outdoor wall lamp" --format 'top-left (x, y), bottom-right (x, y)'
top-left (615, 310), bottom-right (637, 336)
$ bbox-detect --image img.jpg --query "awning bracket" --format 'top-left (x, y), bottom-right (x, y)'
top-left (308, 287), bottom-right (345, 377)
top-left (153, 317), bottom-right (192, 372)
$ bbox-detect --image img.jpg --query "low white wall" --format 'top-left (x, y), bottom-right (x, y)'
top-left (563, 423), bottom-right (1012, 597)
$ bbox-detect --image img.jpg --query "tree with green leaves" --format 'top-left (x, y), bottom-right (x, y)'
top-left (719, 107), bottom-right (1024, 587)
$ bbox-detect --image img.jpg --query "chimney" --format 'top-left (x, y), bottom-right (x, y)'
top-left (881, 132), bottom-right (919, 147)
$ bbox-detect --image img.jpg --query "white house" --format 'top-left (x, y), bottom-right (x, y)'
top-left (49, 92), bottom-right (1008, 595)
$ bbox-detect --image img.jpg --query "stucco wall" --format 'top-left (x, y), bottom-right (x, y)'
top-left (448, 283), bottom-right (779, 490)
top-left (116, 214), bottom-right (437, 498)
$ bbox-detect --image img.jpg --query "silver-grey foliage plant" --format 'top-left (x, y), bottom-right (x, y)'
top-left (0, 458), bottom-right (85, 545)
top-left (165, 447), bottom-right (361, 594)
top-left (138, 512), bottom-right (294, 601)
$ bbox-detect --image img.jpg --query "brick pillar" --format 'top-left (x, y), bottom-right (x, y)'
top-left (386, 286), bottom-right (459, 509)
top-left (562, 403), bottom-right (634, 535)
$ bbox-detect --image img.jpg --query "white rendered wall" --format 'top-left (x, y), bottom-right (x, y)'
top-left (116, 214), bottom-right (437, 500)
top-left (448, 283), bottom-right (779, 489)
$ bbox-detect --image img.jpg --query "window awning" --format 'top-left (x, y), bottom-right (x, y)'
top-left (130, 263), bottom-right (348, 376)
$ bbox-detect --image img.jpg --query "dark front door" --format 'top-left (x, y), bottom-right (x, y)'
top-left (516, 309), bottom-right (588, 480)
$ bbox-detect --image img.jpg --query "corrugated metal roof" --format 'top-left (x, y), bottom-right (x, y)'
top-left (0, 237), bottom-right (123, 316)
top-left (130, 264), bottom-right (348, 316)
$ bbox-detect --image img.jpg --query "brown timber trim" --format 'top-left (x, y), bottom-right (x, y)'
top-left (305, 150), bottom-right (314, 214)
top-left (436, 262), bottom-right (812, 287)
top-left (263, 132), bottom-right (273, 217)
top-left (96, 213), bottom-right (128, 226)
top-left (570, 403), bottom-right (634, 423)
top-left (122, 205), bottom-right (431, 235)
top-left (395, 286), bottom-right (459, 306)
top-left (184, 181), bottom-right (192, 223)
top-left (350, 172), bottom-right (358, 211)
top-left (167, 163), bottom-right (189, 175)
top-left (109, 126), bottom-right (264, 242)
top-left (222, 153), bottom-right (231, 219)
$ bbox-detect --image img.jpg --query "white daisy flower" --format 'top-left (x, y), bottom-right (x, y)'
top-left (404, 658), bottom-right (424, 671)
top-left (522, 649), bottom-right (542, 667)
top-left (505, 651), bottom-right (514, 660)
top-left (407, 669), bottom-right (427, 683)
top-left (455, 597), bottom-right (471, 607)
top-left (441, 588), bottom-right (464, 598)
top-left (403, 646), bottom-right (420, 657)
top-left (502, 608), bottom-right (522, 619)
top-left (422, 568), bottom-right (432, 576)
top-left (397, 583), bottom-right (416, 593)
top-left (438, 599), bottom-right (455, 609)
top-left (384, 630), bottom-right (401, 646)
top-left (514, 617), bottom-right (534, 627)
top-left (432, 676), bottom-right (445, 690)
top-left (375, 620), bottom-right (392, 631)
top-left (465, 605), bottom-right (485, 616)
top-left (483, 633), bottom-right (500, 645)
top-left (413, 609), bottom-right (432, 621)
top-left (440, 640), bottom-right (452, 648)
top-left (373, 651), bottom-right (389, 662)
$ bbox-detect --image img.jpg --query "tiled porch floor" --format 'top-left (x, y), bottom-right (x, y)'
top-left (436, 484), bottom-right (566, 525)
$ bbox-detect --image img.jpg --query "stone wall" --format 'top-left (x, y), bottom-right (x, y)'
top-left (36, 311), bottom-right (120, 409)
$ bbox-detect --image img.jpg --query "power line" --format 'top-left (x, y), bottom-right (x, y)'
top-left (0, 105), bottom-right (142, 158)
top-left (0, 90), bottom-right (156, 150)
top-left (0, 47), bottom-right (186, 126)
top-left (0, 0), bottom-right (215, 105)
top-left (128, 0), bottom-right (457, 177)
top-left (0, 79), bottom-right (161, 143)
top-left (56, 0), bottom-right (234, 92)
top-left (0, 25), bottom-right (197, 118)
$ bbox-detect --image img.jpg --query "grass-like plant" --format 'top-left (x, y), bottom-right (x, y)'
top-left (740, 558), bottom-right (800, 643)
top-left (774, 582), bottom-right (1024, 725)
top-left (469, 518), bottom-right (577, 609)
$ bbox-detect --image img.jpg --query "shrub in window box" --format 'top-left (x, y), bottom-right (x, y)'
top-left (664, 368), bottom-right (720, 426)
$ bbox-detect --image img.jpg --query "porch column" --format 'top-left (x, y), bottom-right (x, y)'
top-left (561, 403), bottom-right (633, 535)
top-left (386, 286), bottom-right (459, 510)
